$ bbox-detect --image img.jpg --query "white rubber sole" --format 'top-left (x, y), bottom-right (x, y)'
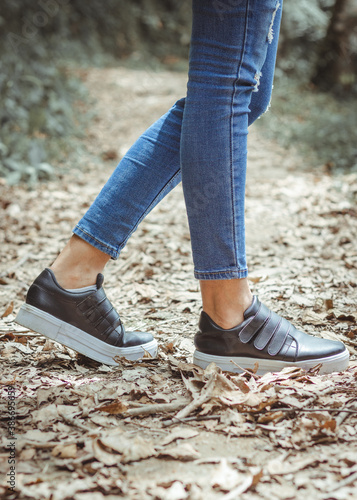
top-left (193, 348), bottom-right (350, 375)
top-left (16, 303), bottom-right (158, 366)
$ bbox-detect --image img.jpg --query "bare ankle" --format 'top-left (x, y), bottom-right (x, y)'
top-left (49, 266), bottom-right (97, 289)
top-left (203, 300), bottom-right (252, 329)
top-left (200, 278), bottom-right (253, 329)
top-left (50, 235), bottom-right (110, 289)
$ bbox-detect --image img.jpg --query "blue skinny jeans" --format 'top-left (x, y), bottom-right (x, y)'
top-left (74, 0), bottom-right (283, 280)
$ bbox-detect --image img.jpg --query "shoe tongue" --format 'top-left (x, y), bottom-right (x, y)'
top-left (243, 296), bottom-right (259, 319)
top-left (96, 273), bottom-right (104, 289)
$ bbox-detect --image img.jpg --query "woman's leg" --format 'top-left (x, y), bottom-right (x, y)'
top-left (181, 0), bottom-right (282, 326)
top-left (51, 98), bottom-right (186, 288)
top-left (201, 1), bottom-right (283, 326)
top-left (199, 3), bottom-right (283, 327)
top-left (16, 99), bottom-right (189, 363)
top-left (186, 0), bottom-right (347, 374)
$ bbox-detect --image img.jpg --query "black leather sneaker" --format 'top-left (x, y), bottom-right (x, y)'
top-left (193, 296), bottom-right (349, 375)
top-left (15, 268), bottom-right (157, 365)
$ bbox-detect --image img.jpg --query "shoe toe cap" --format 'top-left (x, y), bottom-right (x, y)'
top-left (122, 330), bottom-right (154, 347)
top-left (295, 330), bottom-right (347, 360)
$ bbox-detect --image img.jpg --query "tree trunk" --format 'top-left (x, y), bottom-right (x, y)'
top-left (311, 0), bottom-right (357, 93)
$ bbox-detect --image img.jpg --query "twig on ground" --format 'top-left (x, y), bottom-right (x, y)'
top-left (162, 415), bottom-right (220, 427)
top-left (173, 372), bottom-right (217, 422)
top-left (125, 401), bottom-right (189, 417)
top-left (0, 331), bottom-right (40, 337)
top-left (269, 407), bottom-right (357, 414)
top-left (229, 360), bottom-right (260, 379)
top-left (335, 402), bottom-right (357, 426)
top-left (128, 421), bottom-right (167, 433)
top-left (221, 477), bottom-right (254, 499)
top-left (162, 407), bottom-right (357, 427)
top-left (328, 472), bottom-right (357, 492)
top-left (58, 409), bottom-right (93, 432)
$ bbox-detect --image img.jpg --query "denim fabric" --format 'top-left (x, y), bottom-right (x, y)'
top-left (74, 0), bottom-right (283, 280)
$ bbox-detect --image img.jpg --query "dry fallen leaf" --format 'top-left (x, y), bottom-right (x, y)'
top-left (162, 341), bottom-right (175, 353)
top-left (51, 443), bottom-right (77, 458)
top-left (91, 439), bottom-right (120, 466)
top-left (302, 310), bottom-right (326, 326)
top-left (211, 459), bottom-right (243, 492)
top-left (121, 437), bottom-right (157, 463)
top-left (21, 429), bottom-right (58, 442)
top-left (102, 149), bottom-right (118, 161)
top-left (161, 428), bottom-right (199, 446)
top-left (148, 481), bottom-right (188, 500)
top-left (326, 310), bottom-right (357, 323)
top-left (95, 400), bottom-right (129, 414)
top-left (1, 301), bottom-right (13, 318)
top-left (265, 454), bottom-right (323, 475)
top-left (99, 434), bottom-right (157, 463)
top-left (19, 448), bottom-right (37, 461)
top-left (158, 443), bottom-right (200, 462)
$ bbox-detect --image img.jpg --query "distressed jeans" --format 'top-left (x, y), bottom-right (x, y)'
top-left (74, 0), bottom-right (283, 280)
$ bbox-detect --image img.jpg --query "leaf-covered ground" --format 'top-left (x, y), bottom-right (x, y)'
top-left (1, 66), bottom-right (357, 500)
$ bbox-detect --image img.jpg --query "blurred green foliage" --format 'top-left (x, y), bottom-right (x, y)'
top-left (0, 0), bottom-right (355, 184)
top-left (257, 75), bottom-right (357, 172)
top-left (0, 50), bottom-right (85, 185)
top-left (259, 0), bottom-right (357, 172)
top-left (0, 0), bottom-right (191, 184)
top-left (279, 0), bottom-right (334, 75)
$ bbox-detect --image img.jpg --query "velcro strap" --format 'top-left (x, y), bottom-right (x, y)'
top-left (78, 292), bottom-right (110, 315)
top-left (268, 317), bottom-right (291, 356)
top-left (239, 302), bottom-right (271, 343)
top-left (78, 292), bottom-right (121, 331)
top-left (254, 310), bottom-right (282, 350)
top-left (86, 307), bottom-right (106, 324)
top-left (78, 292), bottom-right (102, 313)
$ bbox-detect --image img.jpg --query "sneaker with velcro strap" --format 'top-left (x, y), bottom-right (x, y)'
top-left (16, 268), bottom-right (157, 365)
top-left (193, 296), bottom-right (349, 375)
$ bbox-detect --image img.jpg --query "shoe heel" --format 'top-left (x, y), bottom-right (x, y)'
top-left (15, 304), bottom-right (60, 341)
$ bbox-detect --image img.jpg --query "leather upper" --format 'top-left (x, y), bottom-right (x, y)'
top-left (26, 269), bottom-right (153, 347)
top-left (195, 296), bottom-right (346, 361)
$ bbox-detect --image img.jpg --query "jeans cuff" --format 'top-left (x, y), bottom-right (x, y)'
top-left (73, 225), bottom-right (119, 260)
top-left (194, 268), bottom-right (248, 280)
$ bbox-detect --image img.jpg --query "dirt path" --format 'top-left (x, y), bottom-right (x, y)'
top-left (1, 65), bottom-right (357, 500)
